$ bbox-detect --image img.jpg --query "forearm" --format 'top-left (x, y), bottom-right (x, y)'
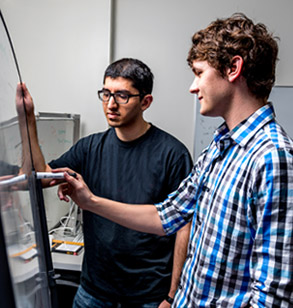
top-left (16, 83), bottom-right (49, 175)
top-left (86, 195), bottom-right (166, 236)
top-left (168, 222), bottom-right (191, 297)
top-left (21, 116), bottom-right (48, 172)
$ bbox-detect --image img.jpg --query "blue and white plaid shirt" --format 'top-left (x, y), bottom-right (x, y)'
top-left (156, 103), bottom-right (293, 307)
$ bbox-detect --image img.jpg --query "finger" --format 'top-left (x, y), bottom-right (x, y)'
top-left (18, 82), bottom-right (26, 97)
top-left (63, 171), bottom-right (80, 186)
top-left (0, 175), bottom-right (14, 181)
top-left (57, 183), bottom-right (70, 202)
top-left (16, 82), bottom-right (21, 94)
top-left (48, 168), bottom-right (77, 184)
top-left (21, 82), bottom-right (31, 98)
top-left (58, 193), bottom-right (70, 202)
top-left (51, 167), bottom-right (76, 176)
top-left (51, 167), bottom-right (71, 173)
top-left (49, 178), bottom-right (65, 186)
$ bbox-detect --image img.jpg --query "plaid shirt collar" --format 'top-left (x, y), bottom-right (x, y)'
top-left (213, 102), bottom-right (275, 153)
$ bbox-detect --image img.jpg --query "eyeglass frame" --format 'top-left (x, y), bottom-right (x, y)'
top-left (97, 89), bottom-right (144, 105)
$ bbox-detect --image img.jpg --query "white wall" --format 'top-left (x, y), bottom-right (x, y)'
top-left (113, 0), bottom-right (293, 154)
top-left (1, 0), bottom-right (110, 137)
top-left (1, 0), bottom-right (293, 154)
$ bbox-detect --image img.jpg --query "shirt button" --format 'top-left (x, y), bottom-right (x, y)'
top-left (178, 284), bottom-right (183, 289)
top-left (187, 253), bottom-right (192, 258)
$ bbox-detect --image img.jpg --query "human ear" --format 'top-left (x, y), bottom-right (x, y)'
top-left (227, 56), bottom-right (244, 82)
top-left (141, 94), bottom-right (153, 111)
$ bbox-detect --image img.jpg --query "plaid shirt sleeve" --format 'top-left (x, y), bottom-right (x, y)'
top-left (155, 153), bottom-right (205, 235)
top-left (248, 147), bottom-right (293, 307)
top-left (155, 172), bottom-right (196, 234)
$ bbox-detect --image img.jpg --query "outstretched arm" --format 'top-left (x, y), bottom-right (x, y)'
top-left (58, 169), bottom-right (166, 236)
top-left (16, 83), bottom-right (52, 181)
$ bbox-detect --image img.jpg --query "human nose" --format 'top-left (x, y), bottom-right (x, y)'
top-left (107, 95), bottom-right (118, 108)
top-left (189, 77), bottom-right (199, 94)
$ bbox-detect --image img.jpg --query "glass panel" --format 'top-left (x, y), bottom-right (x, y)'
top-left (0, 11), bottom-right (51, 308)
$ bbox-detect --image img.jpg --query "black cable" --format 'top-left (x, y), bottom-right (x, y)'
top-left (0, 9), bottom-right (35, 171)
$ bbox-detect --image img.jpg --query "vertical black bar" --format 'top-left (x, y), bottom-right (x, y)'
top-left (0, 213), bottom-right (16, 308)
top-left (27, 174), bottom-right (52, 308)
top-left (34, 175), bottom-right (59, 308)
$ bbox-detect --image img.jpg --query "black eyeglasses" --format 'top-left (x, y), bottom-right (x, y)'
top-left (97, 89), bottom-right (142, 105)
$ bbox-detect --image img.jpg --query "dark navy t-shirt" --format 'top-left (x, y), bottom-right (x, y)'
top-left (49, 124), bottom-right (192, 303)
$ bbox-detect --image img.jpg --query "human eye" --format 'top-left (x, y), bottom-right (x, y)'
top-left (113, 92), bottom-right (129, 103)
top-left (194, 69), bottom-right (202, 77)
top-left (102, 90), bottom-right (111, 98)
top-left (116, 92), bottom-right (128, 100)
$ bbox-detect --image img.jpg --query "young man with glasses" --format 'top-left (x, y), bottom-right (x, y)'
top-left (56, 14), bottom-right (293, 307)
top-left (16, 58), bottom-right (193, 308)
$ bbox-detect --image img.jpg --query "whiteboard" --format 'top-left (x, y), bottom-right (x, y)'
top-left (36, 112), bottom-right (80, 162)
top-left (193, 86), bottom-right (293, 160)
top-left (35, 112), bottom-right (80, 230)
top-left (0, 112), bottom-right (80, 230)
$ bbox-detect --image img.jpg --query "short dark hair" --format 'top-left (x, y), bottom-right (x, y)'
top-left (103, 58), bottom-right (154, 96)
top-left (187, 13), bottom-right (279, 99)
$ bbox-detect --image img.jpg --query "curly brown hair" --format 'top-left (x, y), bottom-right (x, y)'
top-left (187, 13), bottom-right (279, 99)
